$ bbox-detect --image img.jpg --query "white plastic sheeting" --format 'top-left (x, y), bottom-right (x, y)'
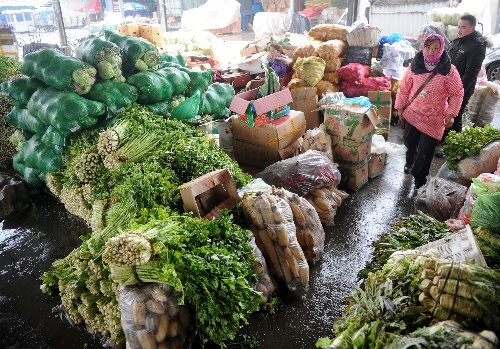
top-left (180, 0), bottom-right (241, 31)
top-left (253, 12), bottom-right (292, 40)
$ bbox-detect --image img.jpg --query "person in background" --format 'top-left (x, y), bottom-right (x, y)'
top-left (436, 14), bottom-right (488, 157)
top-left (266, 42), bottom-right (292, 79)
top-left (395, 34), bottom-right (464, 190)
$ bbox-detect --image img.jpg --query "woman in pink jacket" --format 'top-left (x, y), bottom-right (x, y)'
top-left (395, 34), bottom-right (464, 189)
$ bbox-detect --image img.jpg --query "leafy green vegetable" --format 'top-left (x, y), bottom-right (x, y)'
top-left (442, 125), bottom-right (500, 170)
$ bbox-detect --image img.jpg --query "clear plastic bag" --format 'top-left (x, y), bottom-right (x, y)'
top-left (248, 237), bottom-right (277, 304)
top-left (467, 81), bottom-right (500, 127)
top-left (414, 176), bottom-right (468, 221)
top-left (301, 124), bottom-right (333, 160)
top-left (303, 186), bottom-right (347, 226)
top-left (257, 150), bottom-right (341, 196)
top-left (119, 283), bottom-right (194, 349)
top-left (242, 193), bottom-right (309, 291)
top-left (273, 187), bottom-right (325, 264)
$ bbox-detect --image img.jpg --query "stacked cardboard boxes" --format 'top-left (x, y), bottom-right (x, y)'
top-left (368, 90), bottom-right (392, 139)
top-left (117, 24), bottom-right (165, 51)
top-left (232, 110), bottom-right (306, 169)
top-left (323, 104), bottom-right (378, 191)
top-left (289, 87), bottom-right (321, 130)
top-left (261, 0), bottom-right (290, 13)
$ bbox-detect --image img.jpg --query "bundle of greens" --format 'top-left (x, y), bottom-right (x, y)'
top-left (0, 54), bottom-right (21, 83)
top-left (20, 48), bottom-right (97, 95)
top-left (75, 35), bottom-right (124, 81)
top-left (357, 211), bottom-right (451, 281)
top-left (442, 125), bottom-right (500, 170)
top-left (103, 212), bottom-right (260, 347)
top-left (474, 227), bottom-right (500, 269)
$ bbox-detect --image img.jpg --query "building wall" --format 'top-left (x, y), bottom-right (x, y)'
top-left (368, 1), bottom-right (449, 38)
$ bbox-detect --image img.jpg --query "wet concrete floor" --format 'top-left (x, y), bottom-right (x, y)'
top-left (0, 124), bottom-right (447, 349)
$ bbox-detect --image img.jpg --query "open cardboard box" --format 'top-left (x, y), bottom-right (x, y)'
top-left (232, 110), bottom-right (306, 149)
top-left (233, 138), bottom-right (302, 169)
top-left (322, 103), bottom-right (378, 143)
top-left (179, 169), bottom-right (238, 219)
top-left (289, 87), bottom-right (321, 130)
top-left (338, 162), bottom-right (369, 192)
top-left (230, 79), bottom-right (293, 127)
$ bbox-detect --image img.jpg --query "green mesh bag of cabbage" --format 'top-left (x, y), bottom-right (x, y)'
top-left (75, 35), bottom-right (124, 81)
top-left (20, 48), bottom-right (97, 95)
top-left (0, 76), bottom-right (47, 108)
top-left (27, 87), bottom-right (105, 136)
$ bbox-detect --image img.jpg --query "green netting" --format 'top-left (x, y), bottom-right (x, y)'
top-left (104, 31), bottom-right (160, 72)
top-left (13, 153), bottom-right (45, 188)
top-left (155, 67), bottom-right (190, 95)
top-left (85, 80), bottom-right (138, 115)
top-left (27, 87), bottom-right (105, 135)
top-left (157, 61), bottom-right (212, 97)
top-left (0, 77), bottom-right (47, 108)
top-left (4, 106), bottom-right (48, 135)
top-left (159, 53), bottom-right (187, 67)
top-left (20, 48), bottom-right (97, 95)
top-left (19, 133), bottom-right (63, 173)
top-left (41, 125), bottom-right (69, 149)
top-left (471, 192), bottom-right (500, 234)
top-left (199, 82), bottom-right (235, 117)
top-left (144, 100), bottom-right (171, 116)
top-left (126, 71), bottom-right (175, 104)
top-left (170, 90), bottom-right (201, 120)
top-left (75, 35), bottom-right (123, 80)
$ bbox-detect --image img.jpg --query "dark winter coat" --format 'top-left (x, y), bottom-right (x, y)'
top-left (447, 30), bottom-right (487, 103)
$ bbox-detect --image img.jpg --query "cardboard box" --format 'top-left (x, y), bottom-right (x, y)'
top-left (139, 24), bottom-right (163, 44)
top-left (240, 38), bottom-right (268, 56)
top-left (0, 45), bottom-right (17, 58)
top-left (117, 24), bottom-right (128, 35)
top-left (416, 225), bottom-right (487, 266)
top-left (179, 169), bottom-right (238, 219)
top-left (232, 110), bottom-right (306, 150)
top-left (236, 52), bottom-right (266, 74)
top-left (338, 162), bottom-right (369, 192)
top-left (233, 138), bottom-right (302, 169)
top-left (289, 87), bottom-right (321, 130)
top-left (126, 24), bottom-right (140, 37)
top-left (230, 82), bottom-right (293, 127)
top-left (368, 153), bottom-right (387, 178)
top-left (332, 137), bottom-right (372, 165)
top-left (323, 104), bottom-right (378, 143)
top-left (368, 90), bottom-right (392, 138)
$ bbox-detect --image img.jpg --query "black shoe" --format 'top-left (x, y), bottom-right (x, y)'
top-left (404, 165), bottom-right (411, 174)
top-left (435, 150), bottom-right (445, 158)
top-left (415, 181), bottom-right (425, 189)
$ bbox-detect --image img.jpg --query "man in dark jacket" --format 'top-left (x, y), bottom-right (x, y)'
top-left (436, 15), bottom-right (487, 156)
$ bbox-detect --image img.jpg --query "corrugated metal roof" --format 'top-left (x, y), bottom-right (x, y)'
top-left (369, 1), bottom-right (449, 37)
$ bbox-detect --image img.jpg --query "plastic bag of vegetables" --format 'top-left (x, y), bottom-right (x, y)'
top-left (199, 82), bottom-right (234, 117)
top-left (12, 152), bottom-right (45, 188)
top-left (127, 68), bottom-right (189, 104)
top-left (104, 31), bottom-right (160, 73)
top-left (27, 87), bottom-right (106, 136)
top-left (85, 80), bottom-right (138, 118)
top-left (20, 48), bottom-right (97, 95)
top-left (4, 106), bottom-right (48, 135)
top-left (16, 133), bottom-right (63, 174)
top-left (159, 52), bottom-right (187, 67)
top-left (157, 61), bottom-right (213, 98)
top-left (0, 77), bottom-right (47, 108)
top-left (118, 283), bottom-right (194, 349)
top-left (75, 35), bottom-right (124, 81)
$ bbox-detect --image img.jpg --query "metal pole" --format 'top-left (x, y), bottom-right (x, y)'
top-left (51, 0), bottom-right (67, 47)
top-left (159, 0), bottom-right (168, 32)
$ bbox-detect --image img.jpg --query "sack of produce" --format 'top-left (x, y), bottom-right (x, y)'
top-left (41, 125), bottom-right (70, 149)
top-left (17, 133), bottom-right (63, 174)
top-left (249, 237), bottom-right (277, 304)
top-left (155, 67), bottom-right (190, 95)
top-left (20, 48), bottom-right (97, 95)
top-left (308, 24), bottom-right (349, 41)
top-left (315, 39), bottom-right (347, 60)
top-left (12, 152), bottom-right (45, 188)
top-left (104, 31), bottom-right (160, 73)
top-left (315, 80), bottom-right (340, 99)
top-left (241, 192), bottom-right (309, 291)
top-left (144, 100), bottom-right (171, 116)
top-left (127, 68), bottom-right (188, 104)
top-left (287, 78), bottom-right (308, 89)
top-left (0, 77), bottom-right (47, 108)
top-left (85, 80), bottom-right (138, 117)
top-left (199, 82), bottom-right (235, 117)
top-left (304, 186), bottom-right (347, 226)
top-left (75, 35), bottom-right (124, 81)
top-left (170, 90), bottom-right (201, 120)
top-left (414, 176), bottom-right (468, 221)
top-left (158, 62), bottom-right (213, 98)
top-left (336, 63), bottom-right (371, 82)
top-left (27, 88), bottom-right (105, 136)
top-left (4, 107), bottom-right (47, 135)
top-left (341, 76), bottom-right (392, 98)
top-left (293, 43), bottom-right (319, 60)
top-left (323, 71), bottom-right (340, 85)
top-left (159, 52), bottom-right (187, 67)
top-left (470, 175), bottom-right (500, 234)
top-left (293, 56), bottom-right (326, 87)
top-left (324, 57), bottom-right (343, 72)
top-left (119, 283), bottom-right (194, 349)
top-left (301, 124), bottom-right (333, 160)
top-left (257, 150), bottom-right (341, 196)
top-left (467, 81), bottom-right (500, 127)
top-left (272, 187), bottom-right (326, 264)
